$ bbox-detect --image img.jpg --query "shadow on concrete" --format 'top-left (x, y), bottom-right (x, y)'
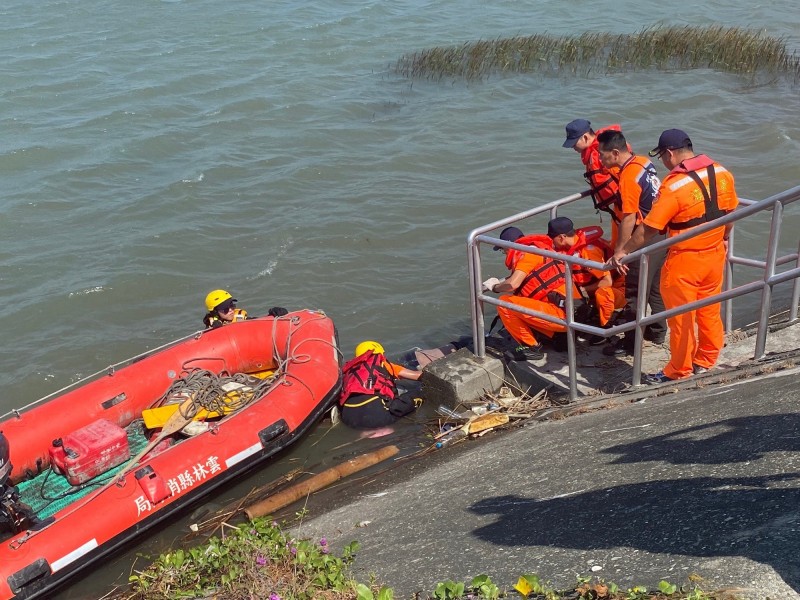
top-left (470, 476), bottom-right (800, 592)
top-left (469, 415), bottom-right (800, 593)
top-left (601, 413), bottom-right (800, 465)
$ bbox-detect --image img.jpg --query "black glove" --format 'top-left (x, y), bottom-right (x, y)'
top-left (268, 306), bottom-right (289, 317)
top-left (546, 291), bottom-right (567, 309)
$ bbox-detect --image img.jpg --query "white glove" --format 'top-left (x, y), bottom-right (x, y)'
top-left (482, 277), bottom-right (502, 292)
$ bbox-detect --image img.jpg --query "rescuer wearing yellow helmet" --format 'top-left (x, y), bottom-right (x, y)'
top-left (338, 340), bottom-right (423, 429)
top-left (202, 289), bottom-right (249, 329)
top-left (353, 340), bottom-right (385, 357)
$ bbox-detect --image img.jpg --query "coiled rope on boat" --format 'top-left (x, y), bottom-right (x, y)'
top-left (153, 368), bottom-right (280, 421)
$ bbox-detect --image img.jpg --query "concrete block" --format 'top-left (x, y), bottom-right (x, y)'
top-left (421, 348), bottom-right (505, 407)
top-left (504, 359), bottom-right (556, 397)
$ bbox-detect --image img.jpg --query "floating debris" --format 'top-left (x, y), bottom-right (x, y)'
top-left (431, 385), bottom-right (553, 448)
top-left (394, 25), bottom-right (800, 83)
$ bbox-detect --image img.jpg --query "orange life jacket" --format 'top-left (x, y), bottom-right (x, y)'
top-left (505, 227), bottom-right (606, 299)
top-left (666, 154), bottom-right (730, 231)
top-left (581, 125), bottom-right (623, 220)
top-left (564, 227), bottom-right (613, 287)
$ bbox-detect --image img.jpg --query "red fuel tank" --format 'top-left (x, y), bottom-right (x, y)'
top-left (49, 418), bottom-right (130, 485)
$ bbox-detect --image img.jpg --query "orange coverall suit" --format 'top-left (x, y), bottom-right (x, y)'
top-left (643, 155), bottom-right (738, 379)
top-left (578, 244), bottom-right (625, 326)
top-left (497, 251), bottom-right (573, 347)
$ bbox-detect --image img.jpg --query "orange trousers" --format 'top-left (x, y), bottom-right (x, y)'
top-left (609, 220), bottom-right (620, 251)
top-left (594, 284), bottom-right (625, 326)
top-left (660, 245), bottom-right (725, 380)
top-left (497, 295), bottom-right (566, 346)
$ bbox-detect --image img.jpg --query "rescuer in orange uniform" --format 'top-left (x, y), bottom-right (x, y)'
top-left (562, 118), bottom-right (625, 245)
top-left (482, 219), bottom-right (591, 360)
top-left (550, 219), bottom-right (625, 339)
top-left (596, 129), bottom-right (667, 355)
top-left (608, 129), bottom-right (739, 383)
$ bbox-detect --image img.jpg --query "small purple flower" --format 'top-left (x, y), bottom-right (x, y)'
top-left (290, 546), bottom-right (297, 556)
top-left (256, 554), bottom-right (267, 566)
top-left (319, 537), bottom-right (327, 546)
top-left (269, 594), bottom-right (281, 600)
top-left (321, 546), bottom-right (329, 554)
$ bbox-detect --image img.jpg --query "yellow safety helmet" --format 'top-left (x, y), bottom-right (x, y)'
top-left (354, 340), bottom-right (384, 357)
top-left (205, 289), bottom-right (234, 312)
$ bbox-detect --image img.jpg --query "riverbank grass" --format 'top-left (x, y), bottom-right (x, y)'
top-left (124, 517), bottom-right (361, 599)
top-left (116, 517), bottom-right (742, 599)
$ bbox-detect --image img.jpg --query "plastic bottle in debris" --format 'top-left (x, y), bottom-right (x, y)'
top-left (435, 428), bottom-right (467, 449)
top-left (436, 405), bottom-right (472, 420)
top-left (436, 405), bottom-right (461, 418)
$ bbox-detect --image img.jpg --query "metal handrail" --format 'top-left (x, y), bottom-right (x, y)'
top-left (467, 184), bottom-right (800, 401)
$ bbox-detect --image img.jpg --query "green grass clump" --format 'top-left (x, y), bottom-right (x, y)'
top-left (394, 25), bottom-right (800, 82)
top-left (122, 517), bottom-right (362, 599)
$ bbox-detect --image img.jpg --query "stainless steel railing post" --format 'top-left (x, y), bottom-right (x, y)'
top-left (723, 228), bottom-right (734, 333)
top-left (630, 253), bottom-right (649, 387)
top-left (754, 201), bottom-right (783, 358)
top-left (564, 262), bottom-right (578, 401)
top-left (468, 236), bottom-right (486, 359)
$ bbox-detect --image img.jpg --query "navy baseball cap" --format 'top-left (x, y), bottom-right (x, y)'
top-left (562, 119), bottom-right (592, 148)
top-left (547, 217), bottom-right (574, 238)
top-left (493, 226), bottom-right (523, 250)
top-left (649, 129), bottom-right (693, 157)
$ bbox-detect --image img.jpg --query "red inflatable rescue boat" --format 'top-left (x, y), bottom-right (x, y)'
top-left (0, 310), bottom-right (341, 600)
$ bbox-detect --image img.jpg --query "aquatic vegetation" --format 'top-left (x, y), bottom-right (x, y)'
top-left (394, 25), bottom-right (800, 83)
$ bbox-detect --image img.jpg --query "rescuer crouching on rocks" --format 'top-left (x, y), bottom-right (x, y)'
top-left (482, 219), bottom-right (594, 361)
top-left (549, 218), bottom-right (626, 344)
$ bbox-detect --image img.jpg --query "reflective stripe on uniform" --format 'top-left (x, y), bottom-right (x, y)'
top-left (668, 165), bottom-right (729, 192)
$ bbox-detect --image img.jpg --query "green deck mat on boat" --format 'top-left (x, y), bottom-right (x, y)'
top-left (16, 421), bottom-right (150, 520)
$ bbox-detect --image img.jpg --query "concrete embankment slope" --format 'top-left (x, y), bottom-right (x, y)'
top-left (298, 322), bottom-right (800, 600)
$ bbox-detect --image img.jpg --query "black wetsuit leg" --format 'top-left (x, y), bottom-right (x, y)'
top-left (340, 394), bottom-right (399, 429)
